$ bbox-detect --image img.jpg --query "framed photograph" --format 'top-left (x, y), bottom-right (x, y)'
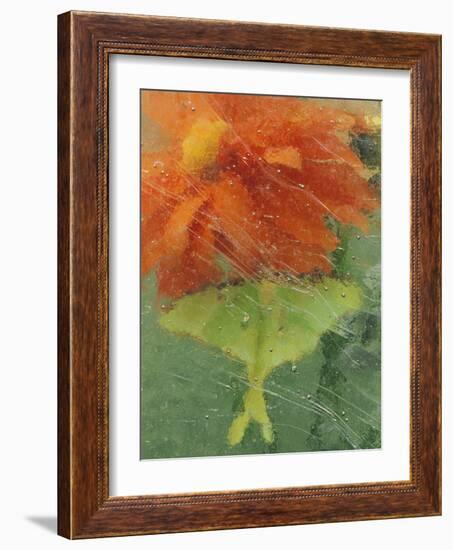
top-left (58, 11), bottom-right (441, 538)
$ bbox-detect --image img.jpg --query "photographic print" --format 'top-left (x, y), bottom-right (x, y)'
top-left (140, 90), bottom-right (381, 459)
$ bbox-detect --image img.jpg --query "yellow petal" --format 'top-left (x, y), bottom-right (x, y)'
top-left (182, 119), bottom-right (228, 173)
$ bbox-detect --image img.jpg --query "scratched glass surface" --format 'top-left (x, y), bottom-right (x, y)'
top-left (140, 90), bottom-right (381, 459)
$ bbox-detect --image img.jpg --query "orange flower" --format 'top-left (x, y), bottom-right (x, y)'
top-left (141, 91), bottom-right (379, 298)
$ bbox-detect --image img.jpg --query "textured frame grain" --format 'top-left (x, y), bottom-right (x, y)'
top-left (58, 10), bottom-right (441, 539)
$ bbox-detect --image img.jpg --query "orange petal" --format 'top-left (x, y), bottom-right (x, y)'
top-left (245, 170), bottom-right (339, 251)
top-left (271, 241), bottom-right (333, 275)
top-left (292, 134), bottom-right (364, 172)
top-left (292, 103), bottom-right (356, 133)
top-left (295, 160), bottom-right (377, 212)
top-left (141, 205), bottom-right (173, 275)
top-left (209, 94), bottom-right (359, 150)
top-left (156, 207), bottom-right (222, 298)
top-left (159, 194), bottom-right (207, 256)
top-left (142, 91), bottom-right (221, 143)
top-left (210, 175), bottom-right (260, 257)
top-left (263, 146), bottom-right (302, 169)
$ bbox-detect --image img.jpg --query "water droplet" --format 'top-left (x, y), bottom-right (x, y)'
top-left (160, 170), bottom-right (165, 174)
top-left (225, 348), bottom-right (231, 355)
top-left (218, 326), bottom-right (222, 330)
top-left (191, 106), bottom-right (196, 111)
top-left (257, 129), bottom-right (262, 134)
top-left (345, 417), bottom-right (349, 422)
top-left (291, 364), bottom-right (297, 373)
top-left (277, 169), bottom-right (281, 173)
top-left (356, 235), bottom-right (361, 240)
top-left (298, 183), bottom-right (305, 189)
top-left (160, 304), bottom-right (167, 310)
top-left (352, 255), bottom-right (356, 260)
top-left (269, 348), bottom-right (273, 353)
top-left (205, 414), bottom-right (209, 419)
top-left (341, 411), bottom-right (346, 416)
top-left (267, 306), bottom-right (273, 312)
top-left (323, 286), bottom-right (328, 291)
top-left (307, 394), bottom-right (311, 399)
top-left (254, 376), bottom-right (258, 382)
top-left (341, 292), bottom-right (346, 298)
top-left (242, 313), bottom-right (250, 323)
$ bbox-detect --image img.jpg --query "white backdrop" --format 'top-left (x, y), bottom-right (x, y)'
top-left (0, 0), bottom-right (450, 548)
top-left (110, 57), bottom-right (410, 496)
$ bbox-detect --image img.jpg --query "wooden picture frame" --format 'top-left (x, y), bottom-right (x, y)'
top-left (58, 10), bottom-right (441, 539)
